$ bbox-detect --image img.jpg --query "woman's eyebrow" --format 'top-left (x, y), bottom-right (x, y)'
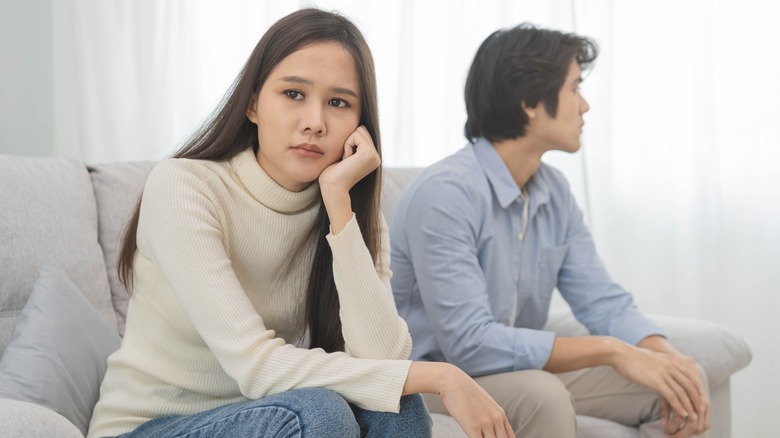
top-left (279, 75), bottom-right (357, 98)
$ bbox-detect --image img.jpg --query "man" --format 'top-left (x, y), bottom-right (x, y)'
top-left (390, 23), bottom-right (710, 437)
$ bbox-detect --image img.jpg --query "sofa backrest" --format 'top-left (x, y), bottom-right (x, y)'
top-left (88, 161), bottom-right (157, 336)
top-left (380, 168), bottom-right (422, 226)
top-left (0, 156), bottom-right (117, 358)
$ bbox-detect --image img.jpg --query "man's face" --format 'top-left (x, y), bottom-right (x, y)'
top-left (526, 59), bottom-right (589, 153)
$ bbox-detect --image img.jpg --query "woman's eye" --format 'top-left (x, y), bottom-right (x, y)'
top-left (285, 90), bottom-right (303, 100)
top-left (329, 98), bottom-right (349, 108)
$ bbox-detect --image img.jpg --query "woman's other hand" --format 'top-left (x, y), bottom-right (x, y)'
top-left (404, 362), bottom-right (514, 438)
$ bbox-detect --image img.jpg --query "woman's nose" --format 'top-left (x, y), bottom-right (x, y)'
top-left (301, 104), bottom-right (326, 135)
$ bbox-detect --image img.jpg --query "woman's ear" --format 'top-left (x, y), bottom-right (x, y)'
top-left (246, 95), bottom-right (259, 124)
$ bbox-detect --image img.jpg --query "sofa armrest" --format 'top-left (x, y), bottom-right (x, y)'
top-left (0, 398), bottom-right (83, 438)
top-left (544, 307), bottom-right (752, 387)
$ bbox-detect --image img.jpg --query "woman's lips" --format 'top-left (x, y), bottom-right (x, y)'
top-left (291, 143), bottom-right (324, 158)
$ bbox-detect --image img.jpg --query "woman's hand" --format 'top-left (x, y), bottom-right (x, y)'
top-left (404, 362), bottom-right (514, 438)
top-left (439, 366), bottom-right (515, 438)
top-left (319, 126), bottom-right (380, 233)
top-left (319, 125), bottom-right (380, 195)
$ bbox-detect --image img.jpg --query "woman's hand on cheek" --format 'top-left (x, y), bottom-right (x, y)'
top-left (318, 125), bottom-right (380, 195)
top-left (318, 126), bottom-right (380, 234)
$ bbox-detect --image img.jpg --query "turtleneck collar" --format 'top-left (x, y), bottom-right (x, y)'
top-left (231, 148), bottom-right (320, 214)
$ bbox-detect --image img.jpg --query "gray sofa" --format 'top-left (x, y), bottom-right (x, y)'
top-left (0, 155), bottom-right (752, 437)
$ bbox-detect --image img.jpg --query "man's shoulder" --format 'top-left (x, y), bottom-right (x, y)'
top-left (408, 147), bottom-right (488, 198)
top-left (392, 146), bottom-right (490, 225)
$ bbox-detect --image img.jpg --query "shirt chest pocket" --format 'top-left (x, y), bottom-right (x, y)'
top-left (537, 245), bottom-right (568, 298)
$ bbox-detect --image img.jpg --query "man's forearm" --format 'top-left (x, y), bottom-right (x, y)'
top-left (543, 335), bottom-right (629, 373)
top-left (637, 335), bottom-right (678, 354)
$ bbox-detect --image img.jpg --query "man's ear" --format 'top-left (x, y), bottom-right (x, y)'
top-left (521, 102), bottom-right (538, 120)
top-left (246, 95), bottom-right (258, 124)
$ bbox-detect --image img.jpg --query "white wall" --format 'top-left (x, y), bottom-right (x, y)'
top-left (0, 0), bottom-right (54, 156)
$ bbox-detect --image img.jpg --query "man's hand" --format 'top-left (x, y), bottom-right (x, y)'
top-left (639, 336), bottom-right (710, 437)
top-left (544, 335), bottom-right (710, 436)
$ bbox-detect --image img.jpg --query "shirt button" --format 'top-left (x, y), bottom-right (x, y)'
top-left (517, 232), bottom-right (524, 240)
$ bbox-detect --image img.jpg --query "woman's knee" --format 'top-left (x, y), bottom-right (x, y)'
top-left (277, 388), bottom-right (359, 437)
top-left (235, 388), bottom-right (358, 438)
top-left (398, 394), bottom-right (433, 436)
top-left (352, 393), bottom-right (432, 438)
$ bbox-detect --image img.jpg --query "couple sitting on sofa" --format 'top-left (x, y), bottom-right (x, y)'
top-left (84, 8), bottom-right (706, 438)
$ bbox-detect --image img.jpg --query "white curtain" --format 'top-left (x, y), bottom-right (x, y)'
top-left (52, 0), bottom-right (778, 434)
top-left (582, 2), bottom-right (780, 435)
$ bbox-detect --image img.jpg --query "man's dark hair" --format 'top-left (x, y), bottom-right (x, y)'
top-left (464, 23), bottom-right (598, 143)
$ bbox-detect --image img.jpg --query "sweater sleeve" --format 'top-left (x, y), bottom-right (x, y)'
top-left (327, 215), bottom-right (413, 360)
top-left (138, 161), bottom-right (410, 412)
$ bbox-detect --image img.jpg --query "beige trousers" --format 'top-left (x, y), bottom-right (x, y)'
top-left (423, 365), bottom-right (709, 438)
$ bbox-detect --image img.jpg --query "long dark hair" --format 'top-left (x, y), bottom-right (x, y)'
top-left (118, 8), bottom-right (382, 353)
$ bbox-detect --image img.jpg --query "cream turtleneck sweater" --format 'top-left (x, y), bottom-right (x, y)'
top-left (88, 148), bottom-right (412, 437)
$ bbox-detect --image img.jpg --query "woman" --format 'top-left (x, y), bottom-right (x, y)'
top-left (88, 8), bottom-right (512, 438)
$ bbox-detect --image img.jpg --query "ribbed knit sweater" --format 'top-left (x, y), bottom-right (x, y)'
top-left (87, 148), bottom-right (412, 437)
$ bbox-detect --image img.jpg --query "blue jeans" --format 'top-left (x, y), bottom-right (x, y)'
top-left (115, 388), bottom-right (432, 438)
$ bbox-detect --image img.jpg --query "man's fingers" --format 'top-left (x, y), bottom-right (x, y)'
top-left (665, 375), bottom-right (696, 421)
top-left (660, 397), bottom-right (669, 423)
top-left (658, 384), bottom-right (688, 425)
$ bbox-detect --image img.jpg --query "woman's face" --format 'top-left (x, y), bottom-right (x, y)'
top-left (246, 41), bottom-right (362, 192)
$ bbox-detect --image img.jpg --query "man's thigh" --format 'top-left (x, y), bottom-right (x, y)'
top-left (423, 369), bottom-right (576, 438)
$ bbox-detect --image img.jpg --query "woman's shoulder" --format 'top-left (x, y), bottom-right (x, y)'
top-left (146, 156), bottom-right (230, 189)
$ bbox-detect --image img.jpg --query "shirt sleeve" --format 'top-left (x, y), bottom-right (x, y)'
top-left (138, 161), bottom-right (410, 412)
top-left (327, 214), bottom-right (413, 360)
top-left (402, 176), bottom-right (555, 375)
top-left (555, 177), bottom-right (666, 345)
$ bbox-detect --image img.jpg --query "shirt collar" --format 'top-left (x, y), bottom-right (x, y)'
top-left (473, 138), bottom-right (521, 208)
top-left (472, 137), bottom-right (552, 210)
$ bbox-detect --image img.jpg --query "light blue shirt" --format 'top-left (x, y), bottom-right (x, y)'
top-left (390, 138), bottom-right (664, 376)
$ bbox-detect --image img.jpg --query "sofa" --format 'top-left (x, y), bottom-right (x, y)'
top-left (0, 155), bottom-right (752, 437)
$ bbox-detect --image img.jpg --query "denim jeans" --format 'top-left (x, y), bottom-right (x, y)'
top-left (115, 388), bottom-right (432, 438)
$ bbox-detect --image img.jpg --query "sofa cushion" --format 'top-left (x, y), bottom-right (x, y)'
top-left (0, 398), bottom-right (83, 438)
top-left (431, 413), bottom-right (466, 438)
top-left (88, 161), bottom-right (156, 335)
top-left (0, 260), bottom-right (121, 436)
top-left (0, 155), bottom-right (115, 356)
